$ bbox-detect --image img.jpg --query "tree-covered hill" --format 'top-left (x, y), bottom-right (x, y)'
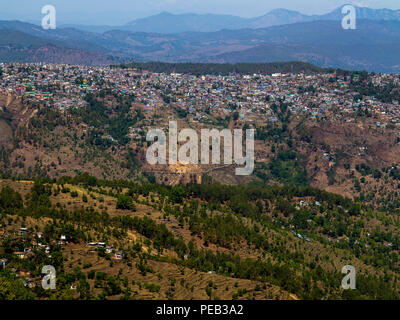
top-left (0, 176), bottom-right (399, 300)
top-left (115, 61), bottom-right (326, 76)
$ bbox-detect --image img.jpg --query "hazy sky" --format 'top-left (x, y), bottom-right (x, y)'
top-left (1, 0), bottom-right (399, 25)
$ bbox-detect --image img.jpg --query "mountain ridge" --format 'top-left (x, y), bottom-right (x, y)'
top-left (0, 29), bottom-right (123, 65)
top-left (1, 14), bottom-right (400, 72)
top-left (58, 5), bottom-right (400, 34)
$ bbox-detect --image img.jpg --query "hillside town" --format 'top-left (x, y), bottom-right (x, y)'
top-left (0, 63), bottom-right (399, 132)
top-left (1, 64), bottom-right (400, 302)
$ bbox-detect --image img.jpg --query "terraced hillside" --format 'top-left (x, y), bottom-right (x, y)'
top-left (0, 177), bottom-right (399, 300)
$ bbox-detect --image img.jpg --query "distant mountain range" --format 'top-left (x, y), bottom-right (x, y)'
top-left (60, 6), bottom-right (400, 34)
top-left (0, 29), bottom-right (122, 66)
top-left (1, 6), bottom-right (400, 72)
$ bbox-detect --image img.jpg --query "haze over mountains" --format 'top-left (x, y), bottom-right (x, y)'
top-left (61, 6), bottom-right (400, 34)
top-left (0, 5), bottom-right (400, 72)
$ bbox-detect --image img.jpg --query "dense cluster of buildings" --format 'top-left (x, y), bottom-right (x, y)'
top-left (1, 62), bottom-right (400, 129)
